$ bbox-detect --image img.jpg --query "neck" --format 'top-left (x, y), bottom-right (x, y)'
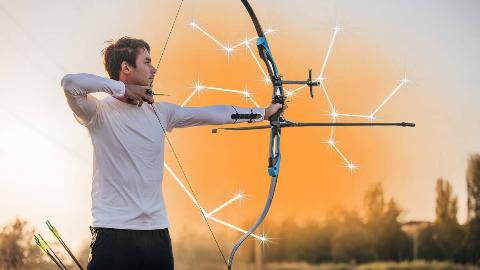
top-left (114, 77), bottom-right (132, 103)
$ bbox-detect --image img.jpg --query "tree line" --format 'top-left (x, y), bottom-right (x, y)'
top-left (260, 154), bottom-right (480, 264)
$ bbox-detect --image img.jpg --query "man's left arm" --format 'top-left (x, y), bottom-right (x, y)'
top-left (164, 104), bottom-right (263, 130)
top-left (160, 102), bottom-right (289, 131)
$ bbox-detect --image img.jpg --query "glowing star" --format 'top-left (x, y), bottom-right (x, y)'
top-left (369, 114), bottom-right (375, 121)
top-left (329, 110), bottom-right (338, 120)
top-left (256, 232), bottom-right (274, 248)
top-left (327, 139), bottom-right (336, 146)
top-left (194, 82), bottom-right (204, 92)
top-left (316, 76), bottom-right (325, 83)
top-left (260, 234), bottom-right (268, 243)
top-left (285, 89), bottom-right (294, 97)
top-left (181, 80), bottom-right (205, 107)
top-left (224, 45), bottom-right (234, 55)
top-left (242, 88), bottom-right (252, 103)
top-left (346, 161), bottom-right (358, 173)
top-left (333, 25), bottom-right (343, 32)
top-left (223, 43), bottom-right (235, 62)
top-left (236, 192), bottom-right (244, 200)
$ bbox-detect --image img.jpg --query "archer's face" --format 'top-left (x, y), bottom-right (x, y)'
top-left (130, 48), bottom-right (156, 86)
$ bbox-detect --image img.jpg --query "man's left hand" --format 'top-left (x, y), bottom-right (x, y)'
top-left (264, 103), bottom-right (288, 120)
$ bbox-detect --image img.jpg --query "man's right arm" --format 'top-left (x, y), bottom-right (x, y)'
top-left (61, 73), bottom-right (125, 125)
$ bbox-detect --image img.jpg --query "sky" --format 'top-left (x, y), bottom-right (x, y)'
top-left (0, 0), bottom-right (479, 253)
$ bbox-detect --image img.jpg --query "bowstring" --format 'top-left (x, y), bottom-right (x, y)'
top-left (150, 0), bottom-right (228, 266)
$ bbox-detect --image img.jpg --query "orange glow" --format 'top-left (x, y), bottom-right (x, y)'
top-left (148, 6), bottom-right (412, 232)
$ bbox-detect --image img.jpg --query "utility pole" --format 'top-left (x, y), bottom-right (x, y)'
top-left (254, 243), bottom-right (264, 270)
top-left (401, 221), bottom-right (430, 260)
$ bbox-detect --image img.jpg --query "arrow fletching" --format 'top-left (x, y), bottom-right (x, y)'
top-left (46, 220), bottom-right (61, 240)
top-left (33, 234), bottom-right (48, 254)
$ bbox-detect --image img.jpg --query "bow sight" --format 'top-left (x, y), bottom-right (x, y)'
top-left (280, 69), bottom-right (320, 98)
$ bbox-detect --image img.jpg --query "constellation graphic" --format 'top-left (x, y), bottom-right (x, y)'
top-left (164, 20), bottom-right (409, 244)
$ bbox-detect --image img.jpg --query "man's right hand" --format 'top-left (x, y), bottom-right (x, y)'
top-left (123, 84), bottom-right (155, 107)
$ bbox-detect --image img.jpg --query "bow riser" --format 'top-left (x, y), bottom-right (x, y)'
top-left (268, 127), bottom-right (281, 177)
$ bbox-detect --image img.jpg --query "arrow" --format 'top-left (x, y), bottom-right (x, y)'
top-left (46, 220), bottom-right (84, 270)
top-left (33, 234), bottom-right (67, 270)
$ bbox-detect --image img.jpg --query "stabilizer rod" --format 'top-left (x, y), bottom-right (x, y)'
top-left (212, 121), bottom-right (415, 133)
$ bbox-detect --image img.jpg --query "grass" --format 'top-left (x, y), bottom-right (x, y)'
top-left (263, 261), bottom-right (472, 270)
top-left (172, 260), bottom-right (477, 270)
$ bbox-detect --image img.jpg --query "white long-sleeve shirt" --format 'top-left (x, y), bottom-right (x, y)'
top-left (62, 73), bottom-right (265, 230)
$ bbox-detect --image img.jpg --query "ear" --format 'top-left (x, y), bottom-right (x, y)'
top-left (120, 61), bottom-right (131, 75)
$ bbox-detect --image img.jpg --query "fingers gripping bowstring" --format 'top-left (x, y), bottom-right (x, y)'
top-left (150, 0), bottom-right (228, 266)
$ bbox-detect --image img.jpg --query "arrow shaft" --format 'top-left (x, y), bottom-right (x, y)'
top-left (46, 251), bottom-right (67, 270)
top-left (58, 238), bottom-right (84, 270)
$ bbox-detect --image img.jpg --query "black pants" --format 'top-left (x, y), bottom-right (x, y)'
top-left (87, 227), bottom-right (174, 270)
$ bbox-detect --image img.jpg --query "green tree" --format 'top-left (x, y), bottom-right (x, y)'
top-left (297, 209), bottom-right (342, 263)
top-left (331, 211), bottom-right (375, 263)
top-left (295, 220), bottom-right (331, 263)
top-left (436, 178), bottom-right (459, 224)
top-left (376, 199), bottom-right (411, 260)
top-left (418, 178), bottom-right (464, 260)
top-left (435, 178), bottom-right (464, 259)
top-left (417, 224), bottom-right (442, 260)
top-left (462, 217), bottom-right (480, 263)
top-left (463, 154), bottom-right (480, 262)
top-left (364, 183), bottom-right (411, 261)
top-left (467, 154), bottom-right (480, 221)
top-left (364, 183), bottom-right (384, 223)
top-left (267, 218), bottom-right (302, 262)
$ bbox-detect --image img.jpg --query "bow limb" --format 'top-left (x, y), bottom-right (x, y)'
top-left (227, 175), bottom-right (278, 270)
top-left (227, 1), bottom-right (284, 269)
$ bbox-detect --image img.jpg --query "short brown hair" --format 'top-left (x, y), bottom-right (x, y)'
top-left (102, 37), bottom-right (151, 80)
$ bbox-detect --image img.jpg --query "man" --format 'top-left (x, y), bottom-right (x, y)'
top-left (61, 37), bottom-right (284, 270)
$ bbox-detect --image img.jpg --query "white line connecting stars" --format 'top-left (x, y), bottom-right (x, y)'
top-left (164, 20), bottom-right (409, 244)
